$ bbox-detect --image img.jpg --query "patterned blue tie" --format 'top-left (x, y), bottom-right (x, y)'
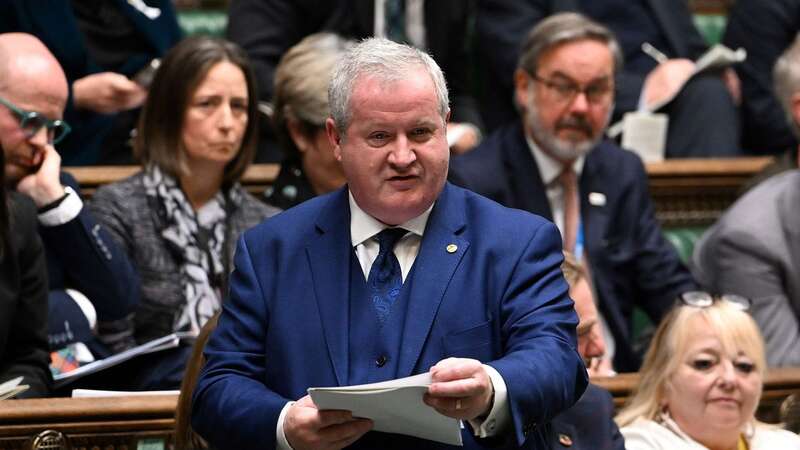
top-left (368, 228), bottom-right (406, 325)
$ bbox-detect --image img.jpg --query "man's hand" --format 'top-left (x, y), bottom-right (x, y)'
top-left (722, 67), bottom-right (741, 106)
top-left (284, 395), bottom-right (373, 450)
top-left (642, 59), bottom-right (696, 110)
top-left (73, 72), bottom-right (146, 114)
top-left (16, 145), bottom-right (65, 208)
top-left (423, 358), bottom-right (494, 420)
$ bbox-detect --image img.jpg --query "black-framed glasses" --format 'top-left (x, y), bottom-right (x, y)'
top-left (679, 290), bottom-right (751, 311)
top-left (0, 96), bottom-right (71, 144)
top-left (530, 72), bottom-right (614, 105)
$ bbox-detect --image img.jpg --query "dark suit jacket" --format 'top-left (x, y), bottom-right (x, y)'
top-left (723, 0), bottom-right (800, 154)
top-left (449, 122), bottom-right (696, 371)
top-left (192, 183), bottom-right (587, 449)
top-left (550, 384), bottom-right (625, 450)
top-left (0, 0), bottom-right (182, 164)
top-left (226, 0), bottom-right (481, 128)
top-left (0, 193), bottom-right (51, 397)
top-left (42, 173), bottom-right (140, 354)
top-left (476, 0), bottom-right (708, 130)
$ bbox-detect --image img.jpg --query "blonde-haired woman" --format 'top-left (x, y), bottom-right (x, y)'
top-left (616, 295), bottom-right (800, 449)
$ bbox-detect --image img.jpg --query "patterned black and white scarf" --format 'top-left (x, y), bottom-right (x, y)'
top-left (143, 166), bottom-right (242, 336)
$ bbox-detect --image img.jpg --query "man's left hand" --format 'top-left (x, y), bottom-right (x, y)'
top-left (423, 357), bottom-right (494, 420)
top-left (16, 145), bottom-right (65, 207)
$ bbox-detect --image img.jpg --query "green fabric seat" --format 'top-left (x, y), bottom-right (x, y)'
top-left (177, 9), bottom-right (227, 37)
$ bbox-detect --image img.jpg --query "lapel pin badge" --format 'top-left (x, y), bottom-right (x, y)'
top-left (588, 192), bottom-right (606, 206)
top-left (446, 244), bottom-right (458, 254)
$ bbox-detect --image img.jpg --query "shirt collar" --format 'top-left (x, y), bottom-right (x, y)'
top-left (525, 133), bottom-right (586, 186)
top-left (349, 190), bottom-right (433, 247)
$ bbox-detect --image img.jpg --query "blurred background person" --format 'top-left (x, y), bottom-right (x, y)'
top-left (264, 33), bottom-right (353, 210)
top-left (550, 251), bottom-right (623, 449)
top-left (89, 36), bottom-right (279, 390)
top-left (0, 0), bottom-right (182, 165)
top-left (476, 0), bottom-right (741, 157)
top-left (723, 0), bottom-right (800, 155)
top-left (0, 32), bottom-right (139, 385)
top-left (616, 296), bottom-right (800, 449)
top-left (227, 0), bottom-right (482, 161)
top-left (691, 34), bottom-right (800, 368)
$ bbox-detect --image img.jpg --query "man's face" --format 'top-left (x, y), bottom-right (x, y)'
top-left (0, 90), bottom-right (65, 184)
top-left (515, 39), bottom-right (615, 162)
top-left (571, 277), bottom-right (606, 362)
top-left (327, 68), bottom-right (449, 225)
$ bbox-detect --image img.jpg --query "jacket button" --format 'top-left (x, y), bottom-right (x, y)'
top-left (375, 355), bottom-right (388, 367)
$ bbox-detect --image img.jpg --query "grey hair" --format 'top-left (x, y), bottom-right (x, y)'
top-left (517, 12), bottom-right (623, 76)
top-left (773, 33), bottom-right (800, 139)
top-left (328, 37), bottom-right (450, 134)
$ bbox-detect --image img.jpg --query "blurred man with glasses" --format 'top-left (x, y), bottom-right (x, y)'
top-left (0, 33), bottom-right (138, 385)
top-left (450, 13), bottom-right (696, 373)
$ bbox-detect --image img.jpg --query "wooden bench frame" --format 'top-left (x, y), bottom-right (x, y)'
top-left (1, 367), bottom-right (798, 449)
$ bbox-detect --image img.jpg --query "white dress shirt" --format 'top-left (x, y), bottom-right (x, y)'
top-left (275, 191), bottom-right (511, 448)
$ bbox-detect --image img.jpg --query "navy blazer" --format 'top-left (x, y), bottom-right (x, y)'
top-left (475, 0), bottom-right (708, 130)
top-left (550, 384), bottom-right (625, 450)
top-left (192, 183), bottom-right (587, 449)
top-left (0, 0), bottom-right (182, 164)
top-left (449, 122), bottom-right (696, 371)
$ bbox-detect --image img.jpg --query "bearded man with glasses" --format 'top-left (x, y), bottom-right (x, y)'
top-left (0, 33), bottom-right (138, 388)
top-left (450, 13), bottom-right (697, 374)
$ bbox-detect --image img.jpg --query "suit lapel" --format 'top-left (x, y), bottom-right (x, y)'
top-left (505, 123), bottom-right (553, 219)
top-left (397, 184), bottom-right (468, 377)
top-left (580, 144), bottom-right (611, 260)
top-left (306, 188), bottom-right (352, 386)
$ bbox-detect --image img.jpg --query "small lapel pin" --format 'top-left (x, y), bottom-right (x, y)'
top-left (446, 244), bottom-right (458, 253)
top-left (558, 433), bottom-right (573, 447)
top-left (588, 192), bottom-right (606, 206)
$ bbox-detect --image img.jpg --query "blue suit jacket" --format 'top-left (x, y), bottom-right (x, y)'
top-left (449, 122), bottom-right (696, 371)
top-left (192, 183), bottom-right (587, 449)
top-left (476, 0), bottom-right (709, 130)
top-left (0, 0), bottom-right (181, 164)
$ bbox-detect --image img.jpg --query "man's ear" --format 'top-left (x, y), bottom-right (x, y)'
top-left (325, 117), bottom-right (343, 161)
top-left (513, 68), bottom-right (531, 111)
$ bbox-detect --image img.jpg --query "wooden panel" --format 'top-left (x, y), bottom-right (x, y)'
top-left (594, 366), bottom-right (800, 423)
top-left (645, 157), bottom-right (773, 227)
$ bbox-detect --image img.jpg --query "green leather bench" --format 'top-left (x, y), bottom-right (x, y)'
top-left (177, 9), bottom-right (227, 37)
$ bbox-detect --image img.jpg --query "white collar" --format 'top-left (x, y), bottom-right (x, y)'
top-left (348, 190), bottom-right (433, 247)
top-left (524, 132), bottom-right (586, 186)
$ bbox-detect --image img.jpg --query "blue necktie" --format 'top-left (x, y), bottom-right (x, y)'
top-left (368, 228), bottom-right (406, 325)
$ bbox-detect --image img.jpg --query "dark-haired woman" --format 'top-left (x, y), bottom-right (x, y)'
top-left (89, 36), bottom-right (279, 389)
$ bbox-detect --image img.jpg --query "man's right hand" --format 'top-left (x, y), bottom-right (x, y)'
top-left (72, 72), bottom-right (146, 114)
top-left (641, 59), bottom-right (696, 110)
top-left (284, 395), bottom-right (373, 450)
top-left (16, 145), bottom-right (65, 208)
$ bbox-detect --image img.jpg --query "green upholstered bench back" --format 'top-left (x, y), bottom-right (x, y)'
top-left (177, 9), bottom-right (227, 37)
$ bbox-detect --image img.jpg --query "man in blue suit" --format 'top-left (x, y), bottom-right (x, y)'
top-left (450, 14), bottom-right (696, 373)
top-left (192, 37), bottom-right (587, 449)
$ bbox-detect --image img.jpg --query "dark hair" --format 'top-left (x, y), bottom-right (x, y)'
top-left (135, 36), bottom-right (259, 186)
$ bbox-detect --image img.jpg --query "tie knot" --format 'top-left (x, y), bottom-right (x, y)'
top-left (558, 165), bottom-right (577, 184)
top-left (375, 228), bottom-right (407, 253)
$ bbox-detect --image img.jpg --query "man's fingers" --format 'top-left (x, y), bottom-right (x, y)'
top-left (428, 376), bottom-right (484, 397)
top-left (316, 409), bottom-right (357, 428)
top-left (319, 418), bottom-right (373, 445)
